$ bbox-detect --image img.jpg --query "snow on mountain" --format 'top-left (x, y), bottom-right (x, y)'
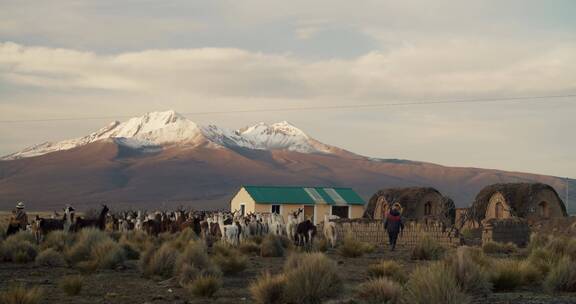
top-left (2, 110), bottom-right (340, 160)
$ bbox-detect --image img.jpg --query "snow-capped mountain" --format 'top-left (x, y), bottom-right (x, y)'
top-left (1, 110), bottom-right (342, 160)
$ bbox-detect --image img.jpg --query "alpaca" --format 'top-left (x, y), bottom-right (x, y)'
top-left (217, 213), bottom-right (239, 246)
top-left (286, 209), bottom-right (303, 241)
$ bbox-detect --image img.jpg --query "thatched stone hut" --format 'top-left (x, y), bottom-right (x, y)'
top-left (363, 187), bottom-right (455, 225)
top-left (469, 183), bottom-right (567, 224)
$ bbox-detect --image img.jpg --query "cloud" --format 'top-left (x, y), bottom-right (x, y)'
top-left (1, 40), bottom-right (575, 102)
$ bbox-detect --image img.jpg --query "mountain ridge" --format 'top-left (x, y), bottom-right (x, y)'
top-left (0, 110), bottom-right (573, 213)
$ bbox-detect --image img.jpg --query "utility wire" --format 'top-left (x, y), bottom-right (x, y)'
top-left (0, 93), bottom-right (575, 124)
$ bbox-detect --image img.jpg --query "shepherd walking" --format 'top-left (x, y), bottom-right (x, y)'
top-left (384, 203), bottom-right (404, 251)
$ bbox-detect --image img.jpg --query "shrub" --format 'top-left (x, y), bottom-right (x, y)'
top-left (186, 275), bottom-right (221, 298)
top-left (249, 235), bottom-right (263, 245)
top-left (313, 238), bottom-right (328, 252)
top-left (0, 222), bottom-right (6, 241)
top-left (337, 235), bottom-right (368, 258)
top-left (65, 228), bottom-right (110, 265)
top-left (140, 243), bottom-right (178, 279)
top-left (59, 275), bottom-right (83, 296)
top-left (250, 272), bottom-right (286, 304)
top-left (367, 260), bottom-right (407, 284)
top-left (519, 260), bottom-right (543, 285)
top-left (0, 284), bottom-right (43, 304)
top-left (261, 234), bottom-right (284, 257)
top-left (356, 277), bottom-right (402, 304)
top-left (545, 236), bottom-right (576, 259)
top-left (449, 246), bottom-right (492, 296)
top-left (528, 233), bottom-right (549, 252)
top-left (121, 243), bottom-right (140, 260)
top-left (526, 248), bottom-right (558, 276)
top-left (404, 262), bottom-right (470, 304)
top-left (119, 231), bottom-right (152, 253)
top-left (41, 231), bottom-right (74, 252)
top-left (239, 241), bottom-right (260, 255)
top-left (175, 241), bottom-right (221, 286)
top-left (411, 236), bottom-right (445, 260)
top-left (212, 244), bottom-right (248, 275)
top-left (283, 253), bottom-right (342, 304)
top-left (0, 233), bottom-right (38, 263)
top-left (543, 256), bottom-right (576, 292)
top-left (482, 241), bottom-right (517, 255)
top-left (90, 239), bottom-right (125, 269)
top-left (35, 249), bottom-right (67, 267)
top-left (171, 228), bottom-right (198, 250)
top-left (489, 259), bottom-right (524, 291)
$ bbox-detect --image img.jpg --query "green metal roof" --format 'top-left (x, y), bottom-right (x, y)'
top-left (242, 185), bottom-right (365, 205)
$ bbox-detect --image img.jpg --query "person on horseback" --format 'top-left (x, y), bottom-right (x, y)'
top-left (384, 203), bottom-right (404, 251)
top-left (7, 202), bottom-right (28, 235)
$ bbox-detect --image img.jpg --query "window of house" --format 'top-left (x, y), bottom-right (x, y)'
top-left (332, 206), bottom-right (349, 218)
top-left (271, 205), bottom-right (281, 214)
top-left (424, 201), bottom-right (432, 216)
top-left (539, 201), bottom-right (549, 218)
top-left (495, 202), bottom-right (503, 219)
top-left (240, 204), bottom-right (245, 216)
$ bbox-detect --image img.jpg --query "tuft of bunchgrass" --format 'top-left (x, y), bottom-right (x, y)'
top-left (260, 234), bottom-right (285, 257)
top-left (35, 248), bottom-right (67, 267)
top-left (282, 252), bottom-right (342, 304)
top-left (140, 243), bottom-right (178, 279)
top-left (89, 239), bottom-right (125, 269)
top-left (239, 241), bottom-right (260, 255)
top-left (448, 246), bottom-right (492, 296)
top-left (356, 277), bottom-right (402, 304)
top-left (411, 236), bottom-right (446, 260)
top-left (337, 235), bottom-right (371, 258)
top-left (489, 259), bottom-right (524, 292)
top-left (367, 260), bottom-right (407, 284)
top-left (0, 232), bottom-right (38, 263)
top-left (404, 262), bottom-right (470, 304)
top-left (59, 275), bottom-right (84, 296)
top-left (211, 243), bottom-right (248, 275)
top-left (65, 228), bottom-right (109, 265)
top-left (186, 275), bottom-right (221, 298)
top-left (482, 241), bottom-right (517, 255)
top-left (250, 272), bottom-right (286, 304)
top-left (40, 231), bottom-right (74, 252)
top-left (543, 256), bottom-right (576, 292)
top-left (0, 284), bottom-right (43, 304)
top-left (175, 241), bottom-right (221, 286)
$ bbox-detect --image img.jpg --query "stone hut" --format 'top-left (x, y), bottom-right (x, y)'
top-left (363, 187), bottom-right (455, 225)
top-left (469, 183), bottom-right (567, 225)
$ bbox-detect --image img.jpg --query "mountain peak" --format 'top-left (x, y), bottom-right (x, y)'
top-left (2, 111), bottom-right (343, 160)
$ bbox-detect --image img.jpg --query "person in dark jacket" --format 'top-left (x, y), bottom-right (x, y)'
top-left (384, 203), bottom-right (404, 251)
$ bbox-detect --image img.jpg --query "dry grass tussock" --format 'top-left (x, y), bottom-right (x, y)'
top-left (65, 229), bottom-right (125, 270)
top-left (356, 277), bottom-right (402, 304)
top-left (282, 252), bottom-right (343, 304)
top-left (211, 242), bottom-right (247, 275)
top-left (35, 248), bottom-right (67, 267)
top-left (447, 246), bottom-right (492, 296)
top-left (260, 234), bottom-right (285, 257)
top-left (185, 274), bottom-right (222, 298)
top-left (482, 241), bottom-right (517, 255)
top-left (489, 259), bottom-right (524, 291)
top-left (411, 235), bottom-right (446, 260)
top-left (41, 231), bottom-right (75, 252)
top-left (0, 231), bottom-right (38, 263)
top-left (140, 242), bottom-right (179, 279)
top-left (238, 240), bottom-right (260, 255)
top-left (250, 272), bottom-right (286, 304)
top-left (367, 260), bottom-right (407, 284)
top-left (175, 241), bottom-right (221, 286)
top-left (543, 256), bottom-right (576, 292)
top-left (337, 235), bottom-right (374, 258)
top-left (0, 284), bottom-right (43, 304)
top-left (59, 275), bottom-right (84, 296)
top-left (404, 262), bottom-right (470, 304)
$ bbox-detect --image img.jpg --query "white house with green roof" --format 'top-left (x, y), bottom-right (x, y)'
top-left (230, 185), bottom-right (366, 224)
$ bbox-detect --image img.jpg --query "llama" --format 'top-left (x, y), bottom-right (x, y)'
top-left (217, 213), bottom-right (239, 246)
top-left (286, 208), bottom-right (303, 241)
top-left (296, 220), bottom-right (317, 247)
top-left (323, 214), bottom-right (339, 248)
top-left (71, 205), bottom-right (109, 232)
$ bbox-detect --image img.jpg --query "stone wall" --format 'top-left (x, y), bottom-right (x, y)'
top-left (332, 218), bottom-right (460, 248)
top-left (482, 218), bottom-right (530, 246)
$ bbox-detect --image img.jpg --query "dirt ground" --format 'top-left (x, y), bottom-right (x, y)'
top-left (1, 246), bottom-right (575, 304)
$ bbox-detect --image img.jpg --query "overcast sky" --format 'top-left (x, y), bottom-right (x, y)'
top-left (0, 0), bottom-right (575, 178)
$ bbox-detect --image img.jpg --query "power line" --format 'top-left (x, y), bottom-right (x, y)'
top-left (0, 93), bottom-right (575, 124)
